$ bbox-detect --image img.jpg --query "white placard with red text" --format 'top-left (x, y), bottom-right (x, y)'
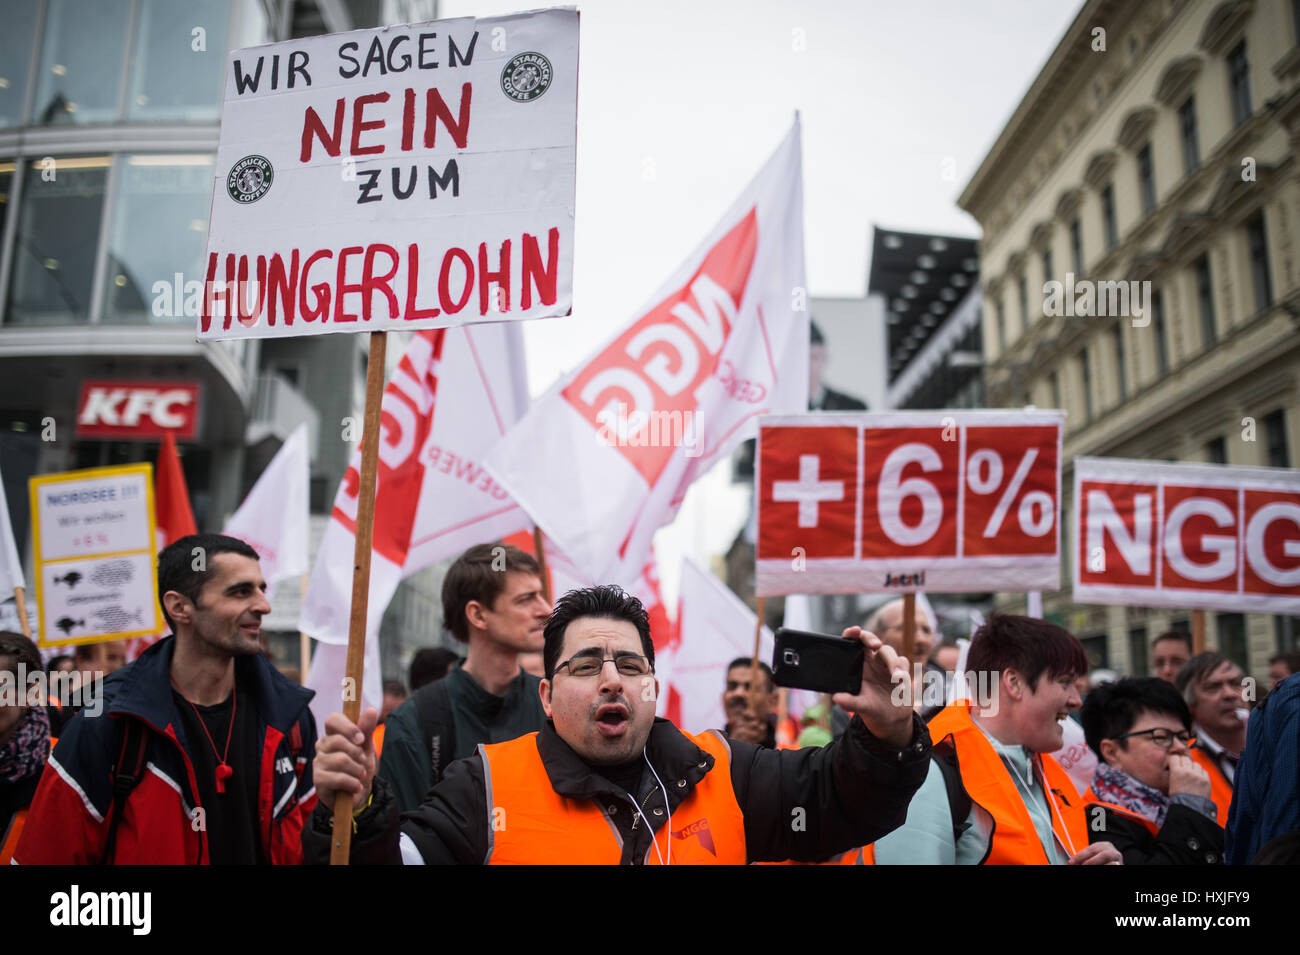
top-left (200, 9), bottom-right (576, 340)
top-left (755, 411), bottom-right (1063, 596)
top-left (1073, 457), bottom-right (1300, 613)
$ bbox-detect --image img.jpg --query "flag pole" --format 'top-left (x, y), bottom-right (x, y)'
top-left (532, 526), bottom-right (552, 604)
top-left (13, 586), bottom-right (30, 640)
top-left (901, 592), bottom-right (916, 661)
top-left (330, 330), bottom-right (388, 865)
top-left (748, 596), bottom-right (766, 720)
top-left (1191, 609), bottom-right (1206, 654)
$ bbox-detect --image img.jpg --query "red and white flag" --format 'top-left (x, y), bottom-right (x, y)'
top-left (486, 120), bottom-right (808, 581)
top-left (301, 323), bottom-right (533, 719)
top-left (668, 557), bottom-right (772, 736)
top-left (0, 467), bottom-right (25, 593)
top-left (223, 423), bottom-right (310, 589)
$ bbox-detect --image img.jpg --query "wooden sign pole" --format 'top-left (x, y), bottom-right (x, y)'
top-left (748, 596), bottom-right (766, 719)
top-left (1191, 609), bottom-right (1206, 654)
top-left (329, 330), bottom-right (388, 865)
top-left (901, 592), bottom-right (916, 663)
top-left (532, 526), bottom-right (552, 604)
top-left (13, 586), bottom-right (31, 640)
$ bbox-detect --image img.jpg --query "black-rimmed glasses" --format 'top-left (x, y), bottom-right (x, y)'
top-left (553, 652), bottom-right (652, 678)
top-left (1111, 728), bottom-right (1194, 750)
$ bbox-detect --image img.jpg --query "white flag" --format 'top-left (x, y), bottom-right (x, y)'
top-left (0, 469), bottom-right (24, 592)
top-left (301, 324), bottom-right (532, 721)
top-left (486, 120), bottom-right (808, 581)
top-left (670, 557), bottom-right (772, 736)
top-left (223, 424), bottom-right (310, 586)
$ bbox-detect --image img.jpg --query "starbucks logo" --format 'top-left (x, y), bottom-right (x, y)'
top-left (501, 52), bottom-right (553, 102)
top-left (226, 155), bottom-right (273, 203)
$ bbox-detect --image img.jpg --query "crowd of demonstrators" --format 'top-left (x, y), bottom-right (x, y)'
top-left (375, 543), bottom-right (551, 813)
top-left (721, 658), bottom-right (796, 748)
top-left (13, 534), bottom-right (317, 865)
top-left (1080, 677), bottom-right (1223, 864)
top-left (870, 615), bottom-right (1121, 865)
top-left (306, 585), bottom-right (930, 865)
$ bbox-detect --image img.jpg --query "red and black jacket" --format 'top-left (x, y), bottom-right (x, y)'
top-left (13, 637), bottom-right (317, 865)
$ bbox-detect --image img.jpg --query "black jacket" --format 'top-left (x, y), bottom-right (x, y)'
top-left (1088, 801), bottom-right (1225, 865)
top-left (305, 712), bottom-right (931, 864)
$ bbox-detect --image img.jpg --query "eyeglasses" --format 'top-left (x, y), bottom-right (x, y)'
top-left (1111, 728), bottom-right (1194, 750)
top-left (553, 652), bottom-right (652, 678)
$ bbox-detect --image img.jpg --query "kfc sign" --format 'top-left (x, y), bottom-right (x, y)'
top-left (1074, 457), bottom-right (1300, 613)
top-left (76, 381), bottom-right (200, 440)
top-left (755, 411), bottom-right (1063, 596)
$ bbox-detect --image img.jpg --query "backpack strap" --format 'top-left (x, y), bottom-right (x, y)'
top-left (412, 679), bottom-right (455, 784)
top-left (102, 719), bottom-right (149, 865)
top-left (931, 734), bottom-right (973, 844)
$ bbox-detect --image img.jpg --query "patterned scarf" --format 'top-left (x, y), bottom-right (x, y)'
top-left (1091, 760), bottom-right (1169, 826)
top-left (0, 705), bottom-right (51, 784)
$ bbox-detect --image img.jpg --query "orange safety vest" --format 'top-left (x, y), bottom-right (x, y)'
top-left (1187, 747), bottom-right (1233, 827)
top-left (372, 721), bottom-right (386, 759)
top-left (921, 704), bottom-right (1089, 864)
top-left (480, 729), bottom-right (747, 865)
top-left (1082, 789), bottom-right (1161, 838)
top-left (775, 715), bottom-right (798, 750)
top-left (1, 735), bottom-right (56, 866)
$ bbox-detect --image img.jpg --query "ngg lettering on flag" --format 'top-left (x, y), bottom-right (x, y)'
top-left (1074, 457), bottom-right (1300, 614)
top-left (200, 9), bottom-right (577, 340)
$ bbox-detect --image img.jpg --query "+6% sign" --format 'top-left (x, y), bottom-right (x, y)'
top-left (755, 411), bottom-right (1063, 596)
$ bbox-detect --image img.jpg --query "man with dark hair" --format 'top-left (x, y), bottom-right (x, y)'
top-left (1174, 651), bottom-right (1245, 826)
top-left (1080, 677), bottom-right (1223, 864)
top-left (306, 584), bottom-right (930, 865)
top-left (1150, 631), bottom-right (1192, 684)
top-left (722, 657), bottom-right (795, 748)
top-left (15, 533), bottom-right (317, 864)
top-left (376, 542), bottom-right (550, 812)
top-left (872, 615), bottom-right (1122, 865)
top-left (408, 647), bottom-right (459, 691)
top-left (1267, 652), bottom-right (1300, 692)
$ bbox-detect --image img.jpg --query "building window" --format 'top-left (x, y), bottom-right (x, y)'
top-left (1129, 626), bottom-right (1149, 676)
top-left (0, 162), bottom-right (12, 245)
top-left (33, 0), bottom-right (132, 126)
top-left (102, 154), bottom-right (217, 324)
top-left (1041, 246), bottom-right (1053, 287)
top-left (1070, 218), bottom-right (1084, 279)
top-left (1246, 213), bottom-right (1273, 312)
top-left (1205, 435), bottom-right (1227, 465)
top-left (1137, 143), bottom-right (1156, 215)
top-left (0, 1), bottom-right (42, 128)
top-left (1018, 275), bottom-right (1029, 331)
top-left (1195, 255), bottom-right (1216, 348)
top-left (1112, 324), bottom-right (1127, 403)
top-left (1179, 97), bottom-right (1200, 175)
top-left (1151, 288), bottom-right (1169, 376)
top-left (1217, 613), bottom-right (1248, 671)
top-left (1228, 41), bottom-right (1252, 127)
top-left (1265, 409), bottom-right (1289, 468)
top-left (1277, 615), bottom-right (1300, 654)
top-left (5, 156), bottom-right (109, 325)
top-left (1079, 346), bottom-right (1093, 422)
top-left (1049, 370), bottom-right (1060, 409)
top-left (994, 299), bottom-right (1006, 352)
top-left (1101, 184), bottom-right (1118, 251)
top-left (127, 0), bottom-right (230, 123)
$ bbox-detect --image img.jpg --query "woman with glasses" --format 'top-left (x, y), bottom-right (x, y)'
top-left (1079, 677), bottom-right (1224, 865)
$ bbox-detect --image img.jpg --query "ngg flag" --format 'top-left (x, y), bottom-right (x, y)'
top-left (200, 9), bottom-right (577, 340)
top-left (1074, 457), bottom-right (1300, 613)
top-left (486, 119), bottom-right (808, 581)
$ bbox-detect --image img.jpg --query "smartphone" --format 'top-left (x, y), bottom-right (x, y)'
top-left (772, 628), bottom-right (863, 695)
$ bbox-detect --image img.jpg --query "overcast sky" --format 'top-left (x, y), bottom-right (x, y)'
top-left (442, 0), bottom-right (1084, 604)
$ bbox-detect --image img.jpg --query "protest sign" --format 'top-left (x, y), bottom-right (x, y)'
top-left (1074, 457), bottom-right (1300, 613)
top-left (200, 9), bottom-right (577, 340)
top-left (756, 410), bottom-right (1063, 596)
top-left (28, 465), bottom-right (162, 648)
